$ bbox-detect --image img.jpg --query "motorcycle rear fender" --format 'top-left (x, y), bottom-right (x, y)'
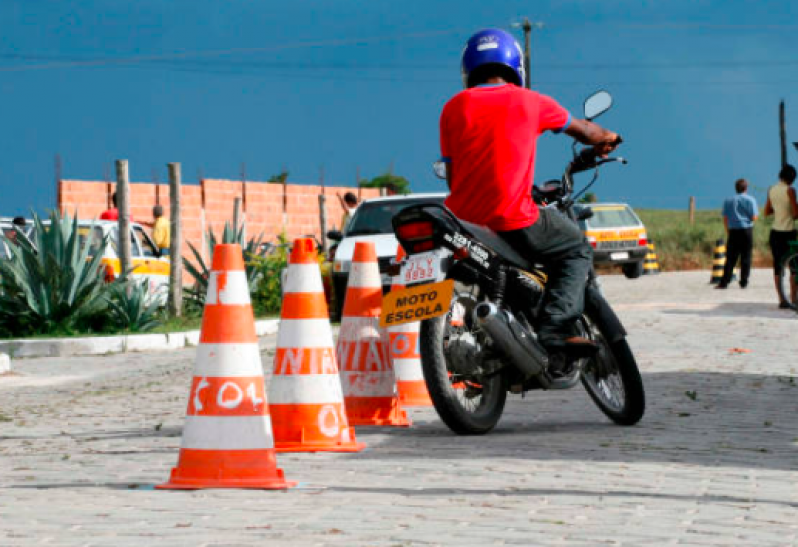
top-left (393, 204), bottom-right (497, 274)
top-left (584, 285), bottom-right (626, 343)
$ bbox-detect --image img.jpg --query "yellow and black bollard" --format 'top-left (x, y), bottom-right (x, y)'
top-left (710, 238), bottom-right (726, 284)
top-left (642, 240), bottom-right (661, 275)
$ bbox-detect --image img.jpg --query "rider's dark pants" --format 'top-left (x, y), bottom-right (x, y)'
top-left (498, 207), bottom-right (593, 344)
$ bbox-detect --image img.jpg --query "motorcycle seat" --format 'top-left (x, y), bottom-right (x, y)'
top-left (457, 219), bottom-right (533, 270)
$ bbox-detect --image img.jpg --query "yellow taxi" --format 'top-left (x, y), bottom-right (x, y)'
top-left (575, 203), bottom-right (649, 279)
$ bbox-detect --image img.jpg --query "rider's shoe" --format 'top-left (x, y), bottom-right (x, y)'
top-left (543, 336), bottom-right (599, 359)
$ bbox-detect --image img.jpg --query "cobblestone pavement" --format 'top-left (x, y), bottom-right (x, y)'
top-left (2, 270), bottom-right (798, 546)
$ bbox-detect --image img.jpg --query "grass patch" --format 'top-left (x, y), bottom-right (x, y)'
top-left (637, 208), bottom-right (773, 271)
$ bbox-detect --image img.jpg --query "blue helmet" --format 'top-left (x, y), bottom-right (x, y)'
top-left (461, 28), bottom-right (525, 88)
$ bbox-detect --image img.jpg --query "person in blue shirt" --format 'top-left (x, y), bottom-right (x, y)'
top-left (717, 178), bottom-right (758, 289)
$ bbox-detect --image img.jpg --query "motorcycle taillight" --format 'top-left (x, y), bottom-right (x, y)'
top-left (397, 221), bottom-right (434, 241)
top-left (413, 240), bottom-right (435, 253)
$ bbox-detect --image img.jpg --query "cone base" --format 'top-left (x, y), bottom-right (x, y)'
top-left (349, 418), bottom-right (411, 427)
top-left (399, 395), bottom-right (433, 407)
top-left (398, 382), bottom-right (433, 407)
top-left (275, 441), bottom-right (367, 453)
top-left (156, 448), bottom-right (294, 490)
top-left (156, 477), bottom-right (297, 490)
top-left (345, 397), bottom-right (412, 427)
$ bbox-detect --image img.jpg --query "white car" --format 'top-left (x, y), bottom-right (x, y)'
top-left (328, 193), bottom-right (447, 318)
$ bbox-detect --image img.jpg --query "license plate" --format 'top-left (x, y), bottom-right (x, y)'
top-left (610, 251), bottom-right (629, 261)
top-left (401, 250), bottom-right (442, 286)
top-left (380, 279), bottom-right (455, 328)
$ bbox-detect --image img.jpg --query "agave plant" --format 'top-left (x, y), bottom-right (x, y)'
top-left (0, 211), bottom-right (110, 336)
top-left (104, 279), bottom-right (162, 332)
top-left (183, 220), bottom-right (267, 306)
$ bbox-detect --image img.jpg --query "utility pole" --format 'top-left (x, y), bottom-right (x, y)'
top-left (513, 18), bottom-right (544, 89)
top-left (318, 165), bottom-right (328, 252)
top-left (779, 100), bottom-right (787, 167)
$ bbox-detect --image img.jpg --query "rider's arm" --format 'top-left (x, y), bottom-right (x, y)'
top-left (564, 119), bottom-right (619, 155)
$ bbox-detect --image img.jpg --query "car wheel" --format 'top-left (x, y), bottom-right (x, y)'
top-left (622, 261), bottom-right (643, 279)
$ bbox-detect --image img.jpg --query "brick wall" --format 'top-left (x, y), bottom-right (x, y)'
top-left (58, 179), bottom-right (381, 262)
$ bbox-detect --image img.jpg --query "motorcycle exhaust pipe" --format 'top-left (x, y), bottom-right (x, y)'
top-left (473, 302), bottom-right (548, 379)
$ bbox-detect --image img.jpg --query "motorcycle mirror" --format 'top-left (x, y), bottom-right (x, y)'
top-left (327, 230), bottom-right (343, 242)
top-left (577, 208), bottom-right (594, 221)
top-left (584, 90), bottom-right (613, 121)
top-left (433, 161), bottom-right (447, 180)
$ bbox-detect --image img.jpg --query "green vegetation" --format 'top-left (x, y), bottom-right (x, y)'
top-left (251, 233), bottom-right (289, 316)
top-left (359, 172), bottom-right (411, 195)
top-left (105, 280), bottom-right (162, 333)
top-left (267, 170), bottom-right (289, 183)
top-left (636, 208), bottom-right (772, 271)
top-left (0, 211), bottom-right (168, 338)
top-left (0, 212), bottom-right (112, 336)
top-left (183, 220), bottom-right (268, 307)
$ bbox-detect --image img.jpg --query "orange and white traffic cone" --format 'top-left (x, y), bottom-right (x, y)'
top-left (158, 244), bottom-right (295, 490)
top-left (336, 241), bottom-right (411, 427)
top-left (387, 245), bottom-right (432, 407)
top-left (269, 238), bottom-right (366, 453)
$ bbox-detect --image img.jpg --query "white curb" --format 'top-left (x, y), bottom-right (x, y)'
top-left (0, 353), bottom-right (10, 374)
top-left (0, 319), bottom-right (280, 360)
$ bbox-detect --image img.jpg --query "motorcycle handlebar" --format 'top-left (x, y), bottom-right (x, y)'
top-left (571, 135), bottom-right (624, 173)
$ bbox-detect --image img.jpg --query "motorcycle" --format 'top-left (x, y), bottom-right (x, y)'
top-left (385, 91), bottom-right (645, 434)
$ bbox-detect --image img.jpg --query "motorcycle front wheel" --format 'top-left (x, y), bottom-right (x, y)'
top-left (579, 313), bottom-right (645, 425)
top-left (419, 299), bottom-right (507, 435)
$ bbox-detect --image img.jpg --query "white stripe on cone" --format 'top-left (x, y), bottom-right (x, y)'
top-left (338, 316), bottom-right (384, 342)
top-left (181, 416), bottom-right (275, 450)
top-left (338, 323), bottom-right (396, 397)
top-left (269, 375), bottom-right (346, 405)
top-left (283, 263), bottom-right (324, 294)
top-left (277, 319), bottom-right (335, 348)
top-left (206, 271), bottom-right (250, 305)
top-left (345, 262), bottom-right (382, 288)
top-left (194, 343), bottom-right (263, 377)
top-left (393, 359), bottom-right (425, 381)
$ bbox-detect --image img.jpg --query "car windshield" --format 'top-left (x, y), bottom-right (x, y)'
top-left (584, 205), bottom-right (641, 229)
top-left (346, 197), bottom-right (446, 236)
top-left (28, 225), bottom-right (106, 257)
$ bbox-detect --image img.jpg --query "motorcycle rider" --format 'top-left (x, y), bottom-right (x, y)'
top-left (440, 28), bottom-right (621, 358)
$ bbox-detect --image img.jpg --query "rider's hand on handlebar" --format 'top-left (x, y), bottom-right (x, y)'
top-left (593, 132), bottom-right (621, 158)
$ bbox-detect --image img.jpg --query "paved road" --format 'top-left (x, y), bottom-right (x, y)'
top-left (2, 270), bottom-right (798, 546)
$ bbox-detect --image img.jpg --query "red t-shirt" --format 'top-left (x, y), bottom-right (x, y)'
top-left (100, 208), bottom-right (119, 220)
top-left (440, 84), bottom-right (571, 231)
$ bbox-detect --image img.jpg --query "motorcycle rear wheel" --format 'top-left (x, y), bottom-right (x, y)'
top-left (420, 313), bottom-right (507, 435)
top-left (580, 313), bottom-right (645, 425)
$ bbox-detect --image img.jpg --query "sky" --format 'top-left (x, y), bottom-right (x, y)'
top-left (1, 0), bottom-right (797, 217)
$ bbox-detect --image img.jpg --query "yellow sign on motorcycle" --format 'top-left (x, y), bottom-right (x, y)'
top-left (380, 279), bottom-right (454, 328)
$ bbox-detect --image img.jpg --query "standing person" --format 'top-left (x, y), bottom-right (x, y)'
top-left (717, 178), bottom-right (758, 289)
top-left (764, 164), bottom-right (798, 307)
top-left (440, 28), bottom-right (620, 357)
top-left (337, 192), bottom-right (359, 232)
top-left (151, 205), bottom-right (170, 256)
top-left (100, 193), bottom-right (119, 220)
